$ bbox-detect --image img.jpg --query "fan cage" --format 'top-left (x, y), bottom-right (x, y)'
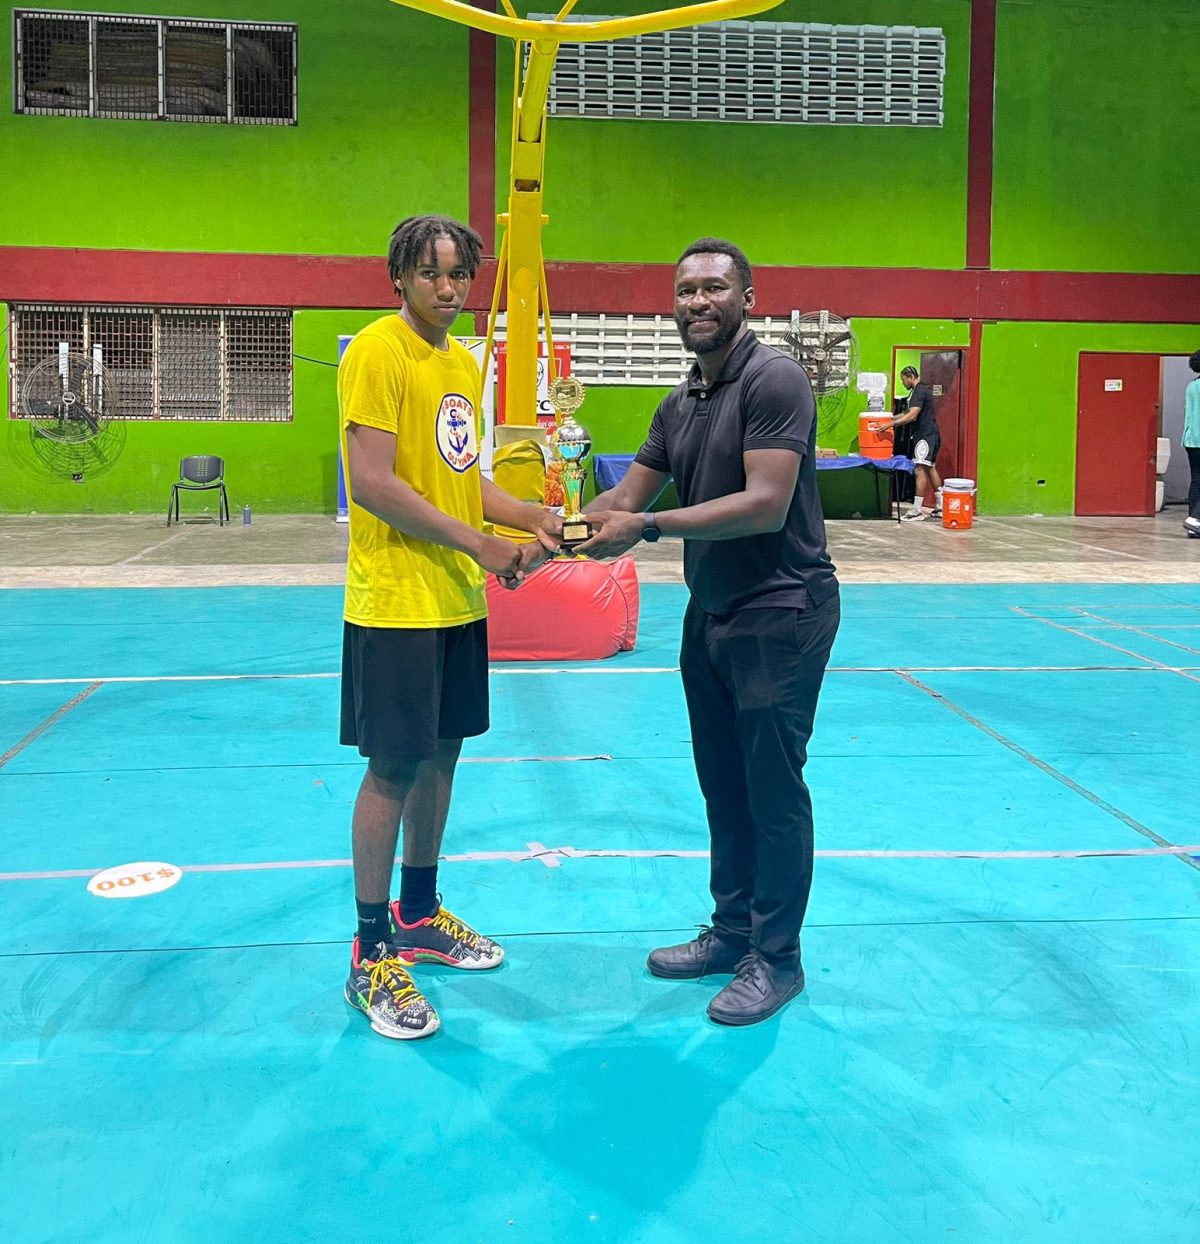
top-left (21, 352), bottom-right (116, 444)
top-left (785, 314), bottom-right (857, 394)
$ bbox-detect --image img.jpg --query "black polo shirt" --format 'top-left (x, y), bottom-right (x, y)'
top-left (634, 329), bottom-right (838, 616)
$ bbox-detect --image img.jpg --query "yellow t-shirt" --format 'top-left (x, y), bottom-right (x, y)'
top-left (339, 313), bottom-right (487, 628)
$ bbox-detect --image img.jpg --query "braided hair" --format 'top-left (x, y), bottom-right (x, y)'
top-left (387, 215), bottom-right (484, 291)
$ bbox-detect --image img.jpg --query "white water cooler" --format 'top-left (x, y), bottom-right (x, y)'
top-left (1156, 437), bottom-right (1171, 511)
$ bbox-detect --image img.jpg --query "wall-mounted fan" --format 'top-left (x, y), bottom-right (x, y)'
top-left (16, 344), bottom-right (126, 480)
top-left (781, 309), bottom-right (860, 444)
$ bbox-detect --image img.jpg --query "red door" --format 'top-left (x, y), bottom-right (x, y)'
top-left (920, 350), bottom-right (964, 480)
top-left (1075, 354), bottom-right (1160, 516)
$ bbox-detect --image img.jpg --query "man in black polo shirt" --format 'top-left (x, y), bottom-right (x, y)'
top-left (577, 238), bottom-right (841, 1026)
top-left (880, 365), bottom-right (942, 521)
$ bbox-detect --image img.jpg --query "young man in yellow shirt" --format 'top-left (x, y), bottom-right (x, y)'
top-left (339, 215), bottom-right (559, 1039)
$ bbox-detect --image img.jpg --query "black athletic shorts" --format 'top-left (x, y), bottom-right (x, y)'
top-left (340, 619), bottom-right (489, 760)
top-left (912, 431), bottom-right (941, 467)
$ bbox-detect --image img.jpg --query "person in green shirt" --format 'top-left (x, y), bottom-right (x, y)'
top-left (1185, 351), bottom-right (1200, 539)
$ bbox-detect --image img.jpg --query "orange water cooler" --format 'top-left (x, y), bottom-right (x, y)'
top-left (858, 414), bottom-right (894, 460)
top-left (942, 478), bottom-right (976, 529)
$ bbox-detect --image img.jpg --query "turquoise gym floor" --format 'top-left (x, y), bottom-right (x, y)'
top-left (1, 582), bottom-right (1198, 1243)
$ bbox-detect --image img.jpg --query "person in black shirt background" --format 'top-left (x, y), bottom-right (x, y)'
top-left (576, 238), bottom-right (840, 1027)
top-left (881, 365), bottom-right (943, 521)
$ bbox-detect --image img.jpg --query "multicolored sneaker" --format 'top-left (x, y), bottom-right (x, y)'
top-left (389, 898), bottom-right (504, 970)
top-left (345, 937), bottom-right (440, 1040)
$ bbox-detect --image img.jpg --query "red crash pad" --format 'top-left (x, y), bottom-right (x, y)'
top-left (486, 554), bottom-right (640, 661)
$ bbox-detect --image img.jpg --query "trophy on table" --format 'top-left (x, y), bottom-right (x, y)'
top-left (548, 375), bottom-right (593, 550)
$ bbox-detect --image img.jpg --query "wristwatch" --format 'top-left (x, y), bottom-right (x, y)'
top-left (642, 512), bottom-right (661, 543)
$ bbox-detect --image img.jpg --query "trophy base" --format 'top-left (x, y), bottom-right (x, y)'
top-left (559, 515), bottom-right (594, 551)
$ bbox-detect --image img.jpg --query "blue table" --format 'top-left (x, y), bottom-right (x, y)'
top-left (593, 453), bottom-right (914, 520)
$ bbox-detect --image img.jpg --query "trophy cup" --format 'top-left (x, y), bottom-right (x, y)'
top-left (548, 375), bottom-right (594, 550)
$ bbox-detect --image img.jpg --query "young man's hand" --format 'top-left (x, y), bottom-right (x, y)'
top-left (573, 510), bottom-right (645, 559)
top-left (472, 532), bottom-right (525, 583)
top-left (496, 539), bottom-right (551, 590)
top-left (533, 509), bottom-right (564, 553)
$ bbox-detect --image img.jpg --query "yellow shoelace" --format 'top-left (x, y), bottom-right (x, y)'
top-left (365, 954), bottom-right (421, 1009)
top-left (431, 907), bottom-right (481, 950)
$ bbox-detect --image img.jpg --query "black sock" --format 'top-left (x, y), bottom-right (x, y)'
top-left (398, 864), bottom-right (438, 924)
top-left (356, 900), bottom-right (392, 956)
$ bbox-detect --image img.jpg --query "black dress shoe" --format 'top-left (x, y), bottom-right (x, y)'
top-left (647, 926), bottom-right (748, 979)
top-left (706, 953), bottom-right (805, 1026)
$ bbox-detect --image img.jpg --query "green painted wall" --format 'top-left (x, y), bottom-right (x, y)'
top-left (498, 0), bottom-right (971, 269)
top-left (5, 1), bottom-right (1200, 516)
top-left (0, 2), bottom-right (468, 254)
top-left (976, 321), bottom-right (1200, 514)
top-left (993, 0), bottom-right (1200, 274)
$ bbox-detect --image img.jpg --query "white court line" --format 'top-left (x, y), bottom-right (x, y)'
top-left (0, 673), bottom-right (342, 686)
top-left (8, 664), bottom-right (1200, 688)
top-left (1012, 606), bottom-right (1200, 686)
top-left (117, 528), bottom-right (189, 565)
top-left (1068, 609), bottom-right (1200, 658)
top-left (983, 518), bottom-right (1144, 561)
top-left (3, 842), bottom-right (1198, 882)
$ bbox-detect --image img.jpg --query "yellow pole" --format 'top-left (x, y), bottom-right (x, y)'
top-left (503, 36), bottom-right (558, 422)
top-left (384, 0), bottom-right (786, 421)
top-left (386, 0), bottom-right (784, 43)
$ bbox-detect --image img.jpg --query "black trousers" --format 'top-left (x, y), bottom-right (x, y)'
top-left (1187, 446), bottom-right (1200, 521)
top-left (680, 593), bottom-right (841, 968)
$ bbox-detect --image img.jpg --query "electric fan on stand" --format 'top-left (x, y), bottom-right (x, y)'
top-left (781, 309), bottom-right (860, 447)
top-left (16, 345), bottom-right (126, 481)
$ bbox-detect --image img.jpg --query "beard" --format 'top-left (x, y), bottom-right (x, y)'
top-left (675, 309), bottom-right (743, 355)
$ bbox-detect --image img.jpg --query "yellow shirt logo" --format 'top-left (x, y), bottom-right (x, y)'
top-left (436, 392), bottom-right (478, 472)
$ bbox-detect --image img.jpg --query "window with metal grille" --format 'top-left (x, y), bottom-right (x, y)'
top-left (9, 305), bottom-right (293, 421)
top-left (13, 10), bottom-right (297, 123)
top-left (497, 312), bottom-right (792, 387)
top-left (532, 18), bottom-right (944, 127)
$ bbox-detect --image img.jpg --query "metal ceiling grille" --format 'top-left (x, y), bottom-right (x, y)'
top-left (14, 10), bottom-right (297, 123)
top-left (532, 18), bottom-right (944, 127)
top-left (498, 313), bottom-right (791, 387)
top-left (9, 304), bottom-right (293, 421)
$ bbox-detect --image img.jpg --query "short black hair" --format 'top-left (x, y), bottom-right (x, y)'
top-left (901, 365), bottom-right (919, 380)
top-left (387, 214), bottom-right (483, 289)
top-left (676, 237), bottom-right (753, 293)
top-left (1189, 350), bottom-right (1200, 374)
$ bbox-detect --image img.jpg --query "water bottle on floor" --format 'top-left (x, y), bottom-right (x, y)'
top-left (242, 504), bottom-right (252, 525)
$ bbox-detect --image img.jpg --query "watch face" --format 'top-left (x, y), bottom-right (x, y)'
top-left (643, 521), bottom-right (660, 543)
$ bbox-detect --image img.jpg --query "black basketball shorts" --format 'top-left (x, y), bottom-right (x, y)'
top-left (340, 618), bottom-right (489, 760)
top-left (912, 432), bottom-right (941, 468)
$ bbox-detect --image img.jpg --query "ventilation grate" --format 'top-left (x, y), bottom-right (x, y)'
top-left (10, 304), bottom-right (293, 421)
top-left (531, 18), bottom-right (944, 127)
top-left (497, 312), bottom-right (792, 387)
top-left (14, 9), bottom-right (297, 123)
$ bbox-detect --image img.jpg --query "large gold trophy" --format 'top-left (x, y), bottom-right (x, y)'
top-left (548, 375), bottom-right (593, 550)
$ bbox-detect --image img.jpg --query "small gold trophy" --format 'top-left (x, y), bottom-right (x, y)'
top-left (548, 374), bottom-right (593, 550)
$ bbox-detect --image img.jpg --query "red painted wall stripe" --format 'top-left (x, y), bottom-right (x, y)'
top-left (467, 1), bottom-right (497, 252)
top-left (2, 247), bottom-right (1199, 325)
top-left (967, 0), bottom-right (997, 270)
